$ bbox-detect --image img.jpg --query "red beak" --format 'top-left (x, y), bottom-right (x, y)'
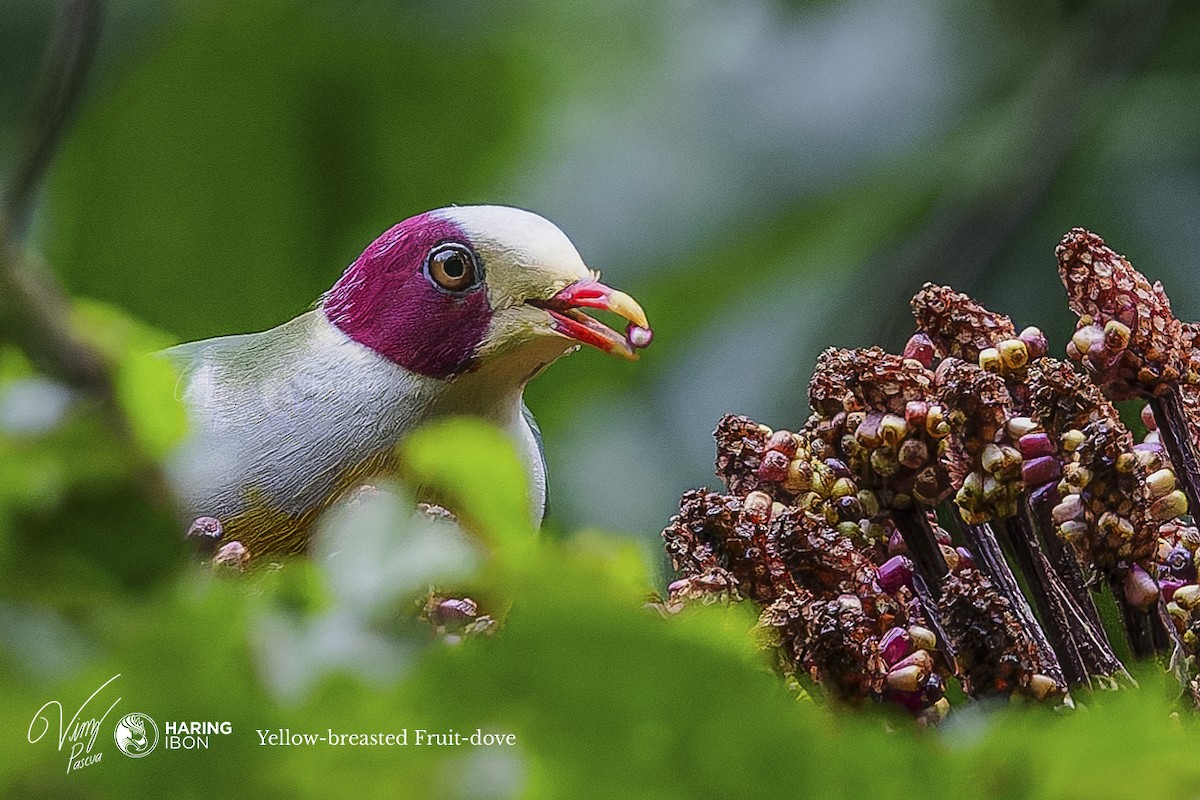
top-left (528, 279), bottom-right (652, 360)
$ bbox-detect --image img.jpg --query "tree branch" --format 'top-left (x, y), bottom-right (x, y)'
top-left (1, 0), bottom-right (105, 245)
top-left (0, 1), bottom-right (171, 506)
top-left (0, 0), bottom-right (111, 394)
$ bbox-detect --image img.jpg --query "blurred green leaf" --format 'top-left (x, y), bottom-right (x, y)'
top-left (313, 484), bottom-right (480, 618)
top-left (70, 299), bottom-right (187, 458)
top-left (5, 406), bottom-right (1200, 799)
top-left (113, 354), bottom-right (187, 459)
top-left (400, 418), bottom-right (536, 547)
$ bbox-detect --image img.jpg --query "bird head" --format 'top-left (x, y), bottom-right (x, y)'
top-left (323, 206), bottom-right (651, 382)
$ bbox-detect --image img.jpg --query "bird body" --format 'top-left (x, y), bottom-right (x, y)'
top-left (166, 206), bottom-right (649, 554)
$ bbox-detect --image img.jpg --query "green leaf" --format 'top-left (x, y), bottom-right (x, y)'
top-left (398, 418), bottom-right (535, 547)
top-left (71, 299), bottom-right (187, 459)
top-left (312, 483), bottom-right (480, 617)
top-left (113, 353), bottom-right (188, 459)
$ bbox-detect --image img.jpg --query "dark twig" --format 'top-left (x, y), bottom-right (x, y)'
top-left (0, 1), bottom-right (171, 506)
top-left (999, 514), bottom-right (1084, 682)
top-left (0, 0), bottom-right (110, 393)
top-left (892, 507), bottom-right (948, 596)
top-left (1003, 507), bottom-right (1128, 685)
top-left (911, 573), bottom-right (955, 666)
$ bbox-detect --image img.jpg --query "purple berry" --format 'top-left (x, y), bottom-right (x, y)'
top-left (626, 324), bottom-right (653, 349)
top-left (880, 626), bottom-right (912, 666)
top-left (1166, 546), bottom-right (1197, 582)
top-left (1021, 455), bottom-right (1062, 487)
top-left (878, 555), bottom-right (914, 594)
top-left (955, 547), bottom-right (975, 569)
top-left (1160, 579), bottom-right (1186, 602)
top-left (757, 450), bottom-right (790, 482)
top-left (1017, 432), bottom-right (1055, 459)
top-left (902, 332), bottom-right (935, 368)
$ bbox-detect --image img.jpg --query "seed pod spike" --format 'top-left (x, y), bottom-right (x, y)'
top-left (1056, 229), bottom-right (1200, 530)
top-left (1057, 228), bottom-right (1183, 399)
top-left (929, 356), bottom-right (1096, 681)
top-left (910, 283), bottom-right (1017, 365)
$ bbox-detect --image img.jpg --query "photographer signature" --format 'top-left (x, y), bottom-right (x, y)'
top-left (27, 673), bottom-right (122, 774)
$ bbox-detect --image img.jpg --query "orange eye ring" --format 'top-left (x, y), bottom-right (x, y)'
top-left (426, 243), bottom-right (480, 293)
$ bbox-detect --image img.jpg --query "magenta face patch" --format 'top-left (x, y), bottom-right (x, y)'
top-left (323, 213), bottom-right (492, 379)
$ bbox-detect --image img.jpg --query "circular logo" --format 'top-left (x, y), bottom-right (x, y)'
top-left (114, 712), bottom-right (159, 758)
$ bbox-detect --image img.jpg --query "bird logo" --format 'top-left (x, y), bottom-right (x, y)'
top-left (114, 712), bottom-right (159, 758)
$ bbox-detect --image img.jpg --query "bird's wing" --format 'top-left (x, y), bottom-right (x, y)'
top-left (163, 313), bottom-right (438, 537)
top-left (161, 332), bottom-right (265, 383)
top-left (522, 401), bottom-right (549, 518)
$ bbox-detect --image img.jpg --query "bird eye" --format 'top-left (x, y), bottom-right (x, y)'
top-left (426, 244), bottom-right (479, 293)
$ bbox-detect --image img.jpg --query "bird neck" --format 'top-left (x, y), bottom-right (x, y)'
top-left (315, 308), bottom-right (531, 427)
top-left (439, 331), bottom-right (577, 416)
top-left (434, 351), bottom-right (535, 422)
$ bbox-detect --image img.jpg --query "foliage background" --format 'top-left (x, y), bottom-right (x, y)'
top-left (2, 0), bottom-right (1200, 797)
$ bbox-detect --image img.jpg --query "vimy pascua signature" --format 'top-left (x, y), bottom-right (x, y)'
top-left (27, 673), bottom-right (122, 774)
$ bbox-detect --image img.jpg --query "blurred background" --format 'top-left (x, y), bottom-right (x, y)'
top-left (4, 0), bottom-right (1199, 543)
top-left (4, 2), bottom-right (1200, 797)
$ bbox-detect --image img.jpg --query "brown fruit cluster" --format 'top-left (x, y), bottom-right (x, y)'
top-left (663, 424), bottom-right (957, 720)
top-left (911, 283), bottom-right (1048, 399)
top-left (807, 347), bottom-right (951, 511)
top-left (940, 567), bottom-right (1054, 699)
top-left (662, 227), bottom-right (1200, 714)
top-left (935, 359), bottom-right (1024, 524)
top-left (662, 410), bottom-right (1058, 717)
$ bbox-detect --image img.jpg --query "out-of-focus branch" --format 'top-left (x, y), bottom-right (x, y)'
top-left (0, 1), bottom-right (172, 505)
top-left (0, 254), bottom-right (112, 390)
top-left (0, 0), bottom-right (109, 392)
top-left (1, 0), bottom-right (104, 242)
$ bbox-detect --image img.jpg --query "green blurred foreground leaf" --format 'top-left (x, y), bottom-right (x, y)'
top-left (0, 300), bottom-right (185, 601)
top-left (70, 300), bottom-right (189, 460)
top-left (400, 417), bottom-right (537, 547)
